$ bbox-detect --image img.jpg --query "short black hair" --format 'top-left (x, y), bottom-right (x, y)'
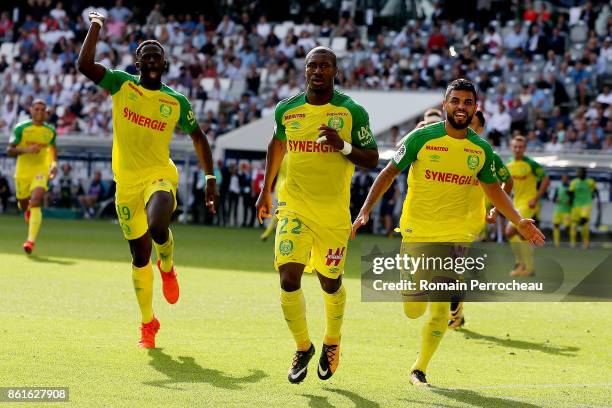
top-left (474, 110), bottom-right (485, 126)
top-left (136, 40), bottom-right (165, 58)
top-left (305, 46), bottom-right (337, 67)
top-left (445, 78), bottom-right (477, 100)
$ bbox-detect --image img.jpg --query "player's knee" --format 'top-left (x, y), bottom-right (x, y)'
top-left (147, 221), bottom-right (168, 243)
top-left (318, 274), bottom-right (341, 294)
top-left (279, 271), bottom-right (301, 291)
top-left (403, 301), bottom-right (426, 319)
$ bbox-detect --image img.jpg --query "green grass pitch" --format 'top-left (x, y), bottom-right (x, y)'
top-left (0, 215), bottom-right (610, 407)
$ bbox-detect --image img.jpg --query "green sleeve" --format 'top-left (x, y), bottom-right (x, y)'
top-left (526, 157), bottom-right (546, 181)
top-left (347, 103), bottom-right (376, 149)
top-left (390, 129), bottom-right (425, 170)
top-left (493, 153), bottom-right (510, 182)
top-left (477, 143), bottom-right (498, 184)
top-left (46, 124), bottom-right (57, 146)
top-left (273, 102), bottom-right (286, 141)
top-left (9, 123), bottom-right (25, 145)
top-left (98, 69), bottom-right (134, 95)
top-left (177, 95), bottom-right (198, 134)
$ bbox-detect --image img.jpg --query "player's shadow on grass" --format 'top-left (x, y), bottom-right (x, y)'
top-left (28, 255), bottom-right (75, 265)
top-left (459, 328), bottom-right (579, 357)
top-left (431, 387), bottom-right (541, 408)
top-left (143, 348), bottom-right (267, 390)
top-left (301, 388), bottom-right (380, 408)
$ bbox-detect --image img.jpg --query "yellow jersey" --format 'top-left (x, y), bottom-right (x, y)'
top-left (469, 151), bottom-right (512, 235)
top-left (97, 69), bottom-right (198, 184)
top-left (9, 120), bottom-right (56, 178)
top-left (274, 90), bottom-right (377, 229)
top-left (506, 156), bottom-right (545, 209)
top-left (391, 121), bottom-right (497, 242)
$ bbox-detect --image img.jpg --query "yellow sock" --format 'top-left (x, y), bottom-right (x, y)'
top-left (509, 235), bottom-right (523, 266)
top-left (27, 207), bottom-right (42, 242)
top-left (553, 226), bottom-right (560, 247)
top-left (411, 302), bottom-right (448, 373)
top-left (581, 223), bottom-right (590, 246)
top-left (570, 223), bottom-right (577, 246)
top-left (132, 261), bottom-right (154, 323)
top-left (521, 242), bottom-right (535, 272)
top-left (280, 288), bottom-right (310, 350)
top-left (153, 229), bottom-right (174, 272)
top-left (322, 285), bottom-right (346, 344)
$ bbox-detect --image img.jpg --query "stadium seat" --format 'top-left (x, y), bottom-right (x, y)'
top-left (317, 37), bottom-right (331, 47)
top-left (203, 99), bottom-right (220, 115)
top-left (273, 24), bottom-right (289, 40)
top-left (192, 99), bottom-right (203, 116)
top-left (219, 78), bottom-right (231, 91)
top-left (200, 78), bottom-right (215, 92)
top-left (0, 42), bottom-right (14, 62)
top-left (331, 37), bottom-right (348, 58)
top-left (228, 79), bottom-right (246, 100)
top-left (570, 22), bottom-right (588, 44)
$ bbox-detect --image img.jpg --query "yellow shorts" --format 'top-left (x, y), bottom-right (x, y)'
top-left (15, 173), bottom-right (48, 200)
top-left (552, 210), bottom-right (571, 227)
top-left (571, 205), bottom-right (592, 222)
top-left (516, 203), bottom-right (537, 220)
top-left (114, 174), bottom-right (177, 240)
top-left (399, 241), bottom-right (468, 301)
top-left (273, 210), bottom-right (349, 279)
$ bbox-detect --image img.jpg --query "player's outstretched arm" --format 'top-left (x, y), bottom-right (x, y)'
top-left (481, 181), bottom-right (545, 246)
top-left (190, 126), bottom-right (217, 214)
top-left (486, 176), bottom-right (513, 224)
top-left (256, 136), bottom-right (286, 224)
top-left (351, 162), bottom-right (401, 239)
top-left (49, 145), bottom-right (58, 180)
top-left (317, 125), bottom-right (378, 169)
top-left (76, 11), bottom-right (107, 83)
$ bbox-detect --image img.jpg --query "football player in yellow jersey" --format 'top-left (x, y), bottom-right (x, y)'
top-left (256, 47), bottom-right (379, 383)
top-left (505, 135), bottom-right (550, 277)
top-left (568, 167), bottom-right (600, 249)
top-left (77, 11), bottom-right (217, 349)
top-left (6, 99), bottom-right (58, 255)
top-left (447, 110), bottom-right (514, 330)
top-left (352, 79), bottom-right (544, 387)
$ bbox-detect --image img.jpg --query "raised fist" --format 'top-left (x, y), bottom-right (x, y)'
top-left (88, 11), bottom-right (106, 26)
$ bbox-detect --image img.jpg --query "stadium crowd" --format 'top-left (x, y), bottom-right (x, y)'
top-left (0, 0), bottom-right (609, 151)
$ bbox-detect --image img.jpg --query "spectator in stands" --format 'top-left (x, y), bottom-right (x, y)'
top-left (427, 25), bottom-right (446, 51)
top-left (0, 171), bottom-right (10, 213)
top-left (487, 103), bottom-right (511, 146)
top-left (54, 163), bottom-right (80, 208)
top-left (239, 162), bottom-right (254, 227)
top-left (226, 163), bottom-right (240, 226)
top-left (78, 171), bottom-right (106, 218)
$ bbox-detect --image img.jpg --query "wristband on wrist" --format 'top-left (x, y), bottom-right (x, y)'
top-left (205, 174), bottom-right (216, 181)
top-left (340, 141), bottom-right (353, 155)
top-left (91, 18), bottom-right (104, 27)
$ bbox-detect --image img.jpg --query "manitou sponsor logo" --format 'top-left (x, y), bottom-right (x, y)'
top-left (424, 170), bottom-right (478, 185)
top-left (284, 113), bottom-right (306, 120)
top-left (426, 145), bottom-right (449, 152)
top-left (127, 82), bottom-right (143, 96)
top-left (159, 98), bottom-right (178, 106)
top-left (464, 147), bottom-right (483, 154)
top-left (287, 140), bottom-right (337, 153)
top-left (123, 107), bottom-right (168, 131)
top-left (326, 247), bottom-right (346, 266)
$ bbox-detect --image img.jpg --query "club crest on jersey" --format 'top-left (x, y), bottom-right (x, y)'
top-left (288, 121), bottom-right (301, 130)
top-left (430, 154), bottom-right (441, 163)
top-left (128, 92), bottom-right (138, 101)
top-left (279, 239), bottom-right (294, 256)
top-left (160, 104), bottom-right (173, 118)
top-left (327, 116), bottom-right (344, 131)
top-left (325, 247), bottom-right (346, 266)
top-left (467, 154), bottom-right (480, 170)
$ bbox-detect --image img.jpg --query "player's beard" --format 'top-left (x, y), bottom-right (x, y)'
top-left (447, 111), bottom-right (474, 130)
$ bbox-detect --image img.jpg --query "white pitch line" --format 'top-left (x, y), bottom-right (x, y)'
top-left (448, 383), bottom-right (612, 390)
